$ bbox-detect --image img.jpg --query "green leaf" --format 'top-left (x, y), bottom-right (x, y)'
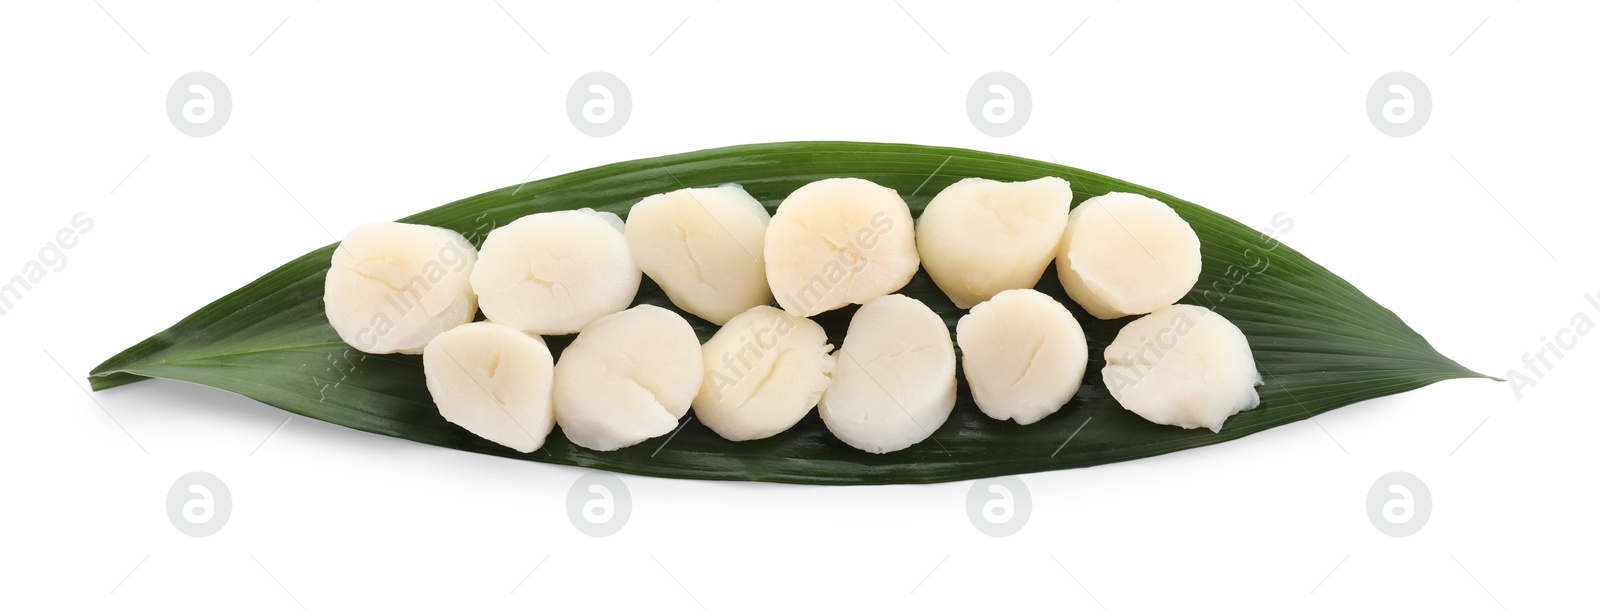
top-left (89, 142), bottom-right (1489, 484)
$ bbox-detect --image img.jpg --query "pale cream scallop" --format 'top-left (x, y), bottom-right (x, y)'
top-left (423, 322), bottom-right (554, 453)
top-left (1102, 304), bottom-right (1263, 432)
top-left (325, 222), bottom-right (478, 355)
top-left (955, 289), bottom-right (1088, 425)
top-left (916, 177), bottom-right (1074, 309)
top-left (764, 178), bottom-right (919, 317)
top-left (624, 184), bottom-right (772, 325)
top-left (819, 294), bottom-right (957, 454)
top-left (1057, 192), bottom-right (1202, 320)
top-left (552, 305), bottom-right (704, 452)
top-left (693, 306), bottom-right (836, 442)
top-left (471, 209), bottom-right (641, 335)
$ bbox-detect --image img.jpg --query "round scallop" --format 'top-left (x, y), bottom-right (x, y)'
top-left (1057, 192), bottom-right (1201, 320)
top-left (624, 184), bottom-right (772, 325)
top-left (471, 209), bottom-right (641, 335)
top-left (916, 177), bottom-right (1074, 308)
top-left (955, 289), bottom-right (1088, 425)
top-left (552, 305), bottom-right (704, 452)
top-left (423, 322), bottom-right (554, 453)
top-left (693, 306), bottom-right (836, 442)
top-left (819, 294), bottom-right (957, 454)
top-left (1101, 304), bottom-right (1263, 432)
top-left (325, 222), bottom-right (478, 354)
top-left (764, 178), bottom-right (919, 317)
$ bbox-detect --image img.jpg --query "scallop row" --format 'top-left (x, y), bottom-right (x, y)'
top-left (323, 177), bottom-right (1263, 455)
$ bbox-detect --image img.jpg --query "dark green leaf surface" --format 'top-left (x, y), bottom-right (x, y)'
top-left (90, 142), bottom-right (1487, 484)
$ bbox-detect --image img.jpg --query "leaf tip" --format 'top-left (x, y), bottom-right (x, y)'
top-left (87, 369), bottom-right (149, 392)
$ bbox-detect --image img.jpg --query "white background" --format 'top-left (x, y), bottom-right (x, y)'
top-left (2, 1), bottom-right (1595, 608)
